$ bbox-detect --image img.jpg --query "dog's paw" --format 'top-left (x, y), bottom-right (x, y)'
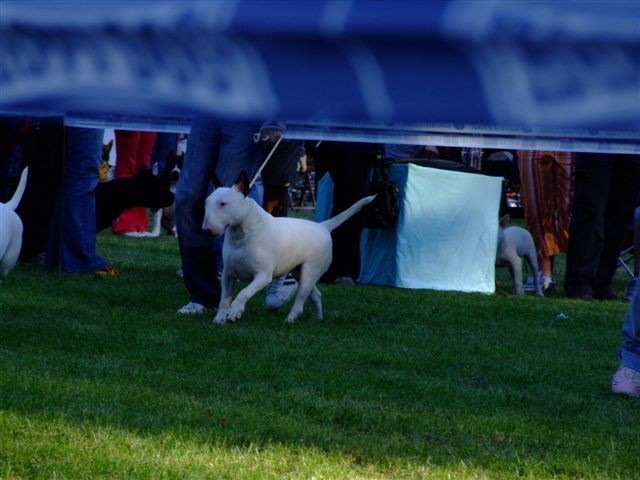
top-left (284, 312), bottom-right (301, 323)
top-left (213, 312), bottom-right (227, 324)
top-left (225, 304), bottom-right (244, 322)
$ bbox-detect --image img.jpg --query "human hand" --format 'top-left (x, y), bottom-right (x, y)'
top-left (259, 127), bottom-right (283, 143)
top-left (259, 121), bottom-right (285, 143)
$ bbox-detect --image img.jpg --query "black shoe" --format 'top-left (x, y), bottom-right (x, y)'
top-left (569, 293), bottom-right (593, 301)
top-left (565, 283), bottom-right (594, 300)
top-left (593, 289), bottom-right (619, 301)
top-left (566, 288), bottom-right (593, 301)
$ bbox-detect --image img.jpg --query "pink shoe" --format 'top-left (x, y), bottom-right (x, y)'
top-left (611, 366), bottom-right (640, 397)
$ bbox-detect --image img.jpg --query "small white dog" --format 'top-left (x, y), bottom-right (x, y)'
top-left (202, 171), bottom-right (375, 324)
top-left (0, 166), bottom-right (28, 280)
top-left (495, 215), bottom-right (543, 296)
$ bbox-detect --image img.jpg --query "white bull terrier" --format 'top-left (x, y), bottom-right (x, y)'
top-left (0, 166), bottom-right (28, 280)
top-left (202, 171), bottom-right (375, 324)
top-left (496, 215), bottom-right (543, 296)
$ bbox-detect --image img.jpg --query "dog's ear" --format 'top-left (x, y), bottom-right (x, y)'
top-left (234, 170), bottom-right (251, 197)
top-left (499, 215), bottom-right (510, 228)
top-left (211, 171), bottom-right (223, 189)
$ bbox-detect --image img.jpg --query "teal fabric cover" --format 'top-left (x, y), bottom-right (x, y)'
top-left (360, 163), bottom-right (502, 292)
top-left (316, 163), bottom-right (503, 293)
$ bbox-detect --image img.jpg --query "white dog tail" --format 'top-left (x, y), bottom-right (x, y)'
top-left (320, 194), bottom-right (376, 232)
top-left (5, 166), bottom-right (28, 211)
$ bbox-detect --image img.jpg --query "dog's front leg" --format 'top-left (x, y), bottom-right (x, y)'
top-left (225, 272), bottom-right (271, 322)
top-left (214, 272), bottom-right (236, 324)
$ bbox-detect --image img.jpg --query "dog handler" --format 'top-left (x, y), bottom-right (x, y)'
top-left (174, 117), bottom-right (283, 314)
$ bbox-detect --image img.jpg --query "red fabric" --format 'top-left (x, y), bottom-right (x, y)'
top-left (112, 130), bottom-right (157, 234)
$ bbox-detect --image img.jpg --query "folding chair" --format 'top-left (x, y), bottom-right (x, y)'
top-left (617, 203), bottom-right (639, 279)
top-left (618, 245), bottom-right (635, 279)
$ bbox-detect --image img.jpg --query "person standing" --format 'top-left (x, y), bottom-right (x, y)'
top-left (45, 126), bottom-right (117, 274)
top-left (174, 117), bottom-right (278, 314)
top-left (564, 154), bottom-right (640, 300)
top-left (111, 130), bottom-right (158, 234)
top-left (517, 150), bottom-right (575, 293)
top-left (612, 270), bottom-right (640, 397)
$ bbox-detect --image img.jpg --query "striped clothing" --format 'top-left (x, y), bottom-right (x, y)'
top-left (517, 151), bottom-right (575, 258)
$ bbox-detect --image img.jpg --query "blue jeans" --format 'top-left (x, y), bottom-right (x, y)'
top-left (621, 274), bottom-right (640, 371)
top-left (151, 132), bottom-right (179, 175)
top-left (175, 118), bottom-right (262, 308)
top-left (45, 127), bottom-right (107, 272)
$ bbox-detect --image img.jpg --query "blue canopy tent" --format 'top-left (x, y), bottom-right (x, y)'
top-left (1, 0), bottom-right (639, 289)
top-left (1, 0), bottom-right (639, 152)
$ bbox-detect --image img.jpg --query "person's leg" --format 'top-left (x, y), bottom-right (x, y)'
top-left (552, 152), bottom-right (575, 258)
top-left (263, 184), bottom-right (289, 216)
top-left (518, 151), bottom-right (560, 289)
top-left (0, 117), bottom-right (28, 202)
top-left (45, 126), bottom-right (107, 273)
top-left (175, 119), bottom-right (223, 310)
top-left (594, 156), bottom-right (640, 299)
top-left (112, 131), bottom-right (141, 233)
top-left (263, 183), bottom-right (298, 309)
top-left (212, 123), bottom-right (262, 186)
top-left (16, 118), bottom-right (66, 261)
top-left (132, 132), bottom-right (158, 230)
top-left (113, 130), bottom-right (140, 178)
top-left (612, 271), bottom-right (640, 396)
top-left (626, 206), bottom-right (640, 301)
top-left (542, 152), bottom-right (574, 292)
top-left (151, 132), bottom-right (179, 176)
top-left (113, 131), bottom-right (157, 233)
top-left (175, 120), bottom-right (261, 311)
top-left (325, 153), bottom-right (371, 283)
top-left (518, 152), bottom-right (550, 260)
top-left (564, 154), bottom-right (613, 298)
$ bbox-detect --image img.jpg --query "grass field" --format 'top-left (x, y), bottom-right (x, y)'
top-left (0, 231), bottom-right (638, 479)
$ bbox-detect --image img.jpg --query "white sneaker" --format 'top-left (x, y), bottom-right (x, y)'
top-left (177, 302), bottom-right (211, 315)
top-left (265, 275), bottom-right (297, 310)
top-left (523, 275), bottom-right (537, 293)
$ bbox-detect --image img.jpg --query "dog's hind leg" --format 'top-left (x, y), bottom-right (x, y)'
top-left (285, 267), bottom-right (322, 323)
top-left (525, 253), bottom-right (544, 297)
top-left (309, 286), bottom-right (323, 320)
top-left (507, 259), bottom-right (525, 295)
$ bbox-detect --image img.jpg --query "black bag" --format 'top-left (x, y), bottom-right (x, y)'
top-left (363, 158), bottom-right (399, 229)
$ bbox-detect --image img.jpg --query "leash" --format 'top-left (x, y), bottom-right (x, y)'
top-left (249, 134), bottom-right (283, 189)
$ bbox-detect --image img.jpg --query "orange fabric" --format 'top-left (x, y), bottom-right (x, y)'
top-left (112, 130), bottom-right (157, 234)
top-left (517, 151), bottom-right (575, 258)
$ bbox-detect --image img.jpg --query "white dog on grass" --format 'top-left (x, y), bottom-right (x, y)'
top-left (0, 166), bottom-right (28, 280)
top-left (202, 171), bottom-right (375, 324)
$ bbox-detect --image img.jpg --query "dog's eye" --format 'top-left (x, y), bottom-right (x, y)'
top-left (219, 202), bottom-right (227, 207)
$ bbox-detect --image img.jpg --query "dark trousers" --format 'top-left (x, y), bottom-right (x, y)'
top-left (314, 142), bottom-right (375, 282)
top-left (564, 154), bottom-right (640, 297)
top-left (15, 118), bottom-right (66, 261)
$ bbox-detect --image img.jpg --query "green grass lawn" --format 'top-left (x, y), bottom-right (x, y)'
top-left (0, 231), bottom-right (638, 479)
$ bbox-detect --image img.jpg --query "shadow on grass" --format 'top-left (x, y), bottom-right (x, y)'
top-left (1, 237), bottom-right (638, 478)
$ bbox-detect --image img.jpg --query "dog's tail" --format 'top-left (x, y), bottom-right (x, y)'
top-left (4, 166), bottom-right (28, 211)
top-left (320, 194), bottom-right (376, 232)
